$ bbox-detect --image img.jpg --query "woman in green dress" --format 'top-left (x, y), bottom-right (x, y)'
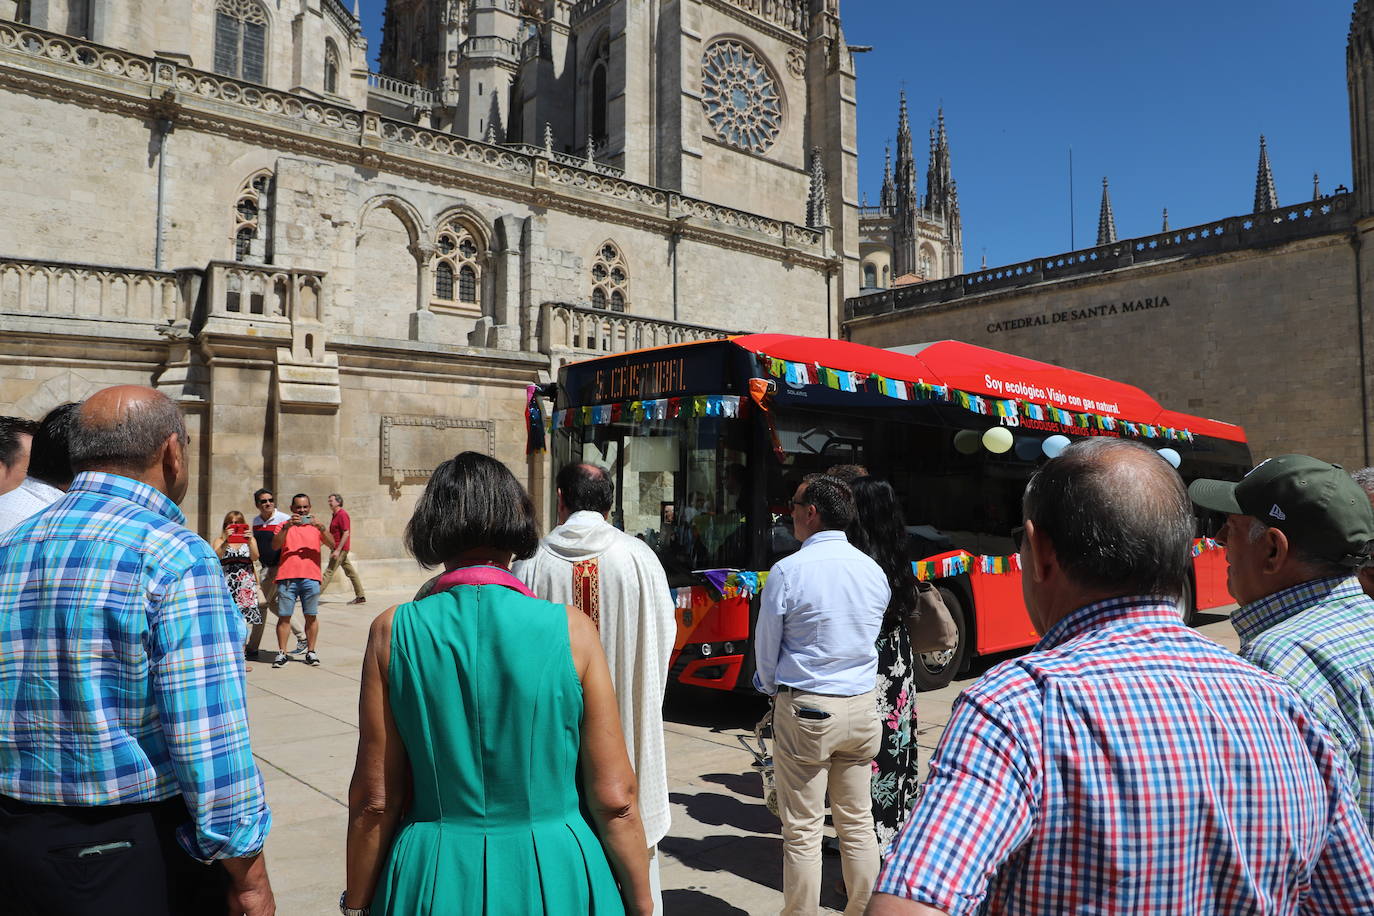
top-left (343, 452), bottom-right (652, 915)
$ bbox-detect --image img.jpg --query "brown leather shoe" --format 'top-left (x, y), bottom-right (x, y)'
top-left (348, 596), bottom-right (367, 605)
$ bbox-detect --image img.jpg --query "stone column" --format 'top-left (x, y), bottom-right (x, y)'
top-left (409, 239), bottom-right (437, 342)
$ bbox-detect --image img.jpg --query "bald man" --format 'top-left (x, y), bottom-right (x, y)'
top-left (0, 386), bottom-right (274, 916)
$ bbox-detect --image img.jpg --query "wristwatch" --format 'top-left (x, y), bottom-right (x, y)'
top-left (339, 891), bottom-right (369, 916)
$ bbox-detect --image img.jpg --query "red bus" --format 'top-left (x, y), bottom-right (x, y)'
top-left (549, 334), bottom-right (1251, 691)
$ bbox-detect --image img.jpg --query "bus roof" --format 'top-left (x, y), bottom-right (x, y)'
top-left (559, 334), bottom-right (1247, 444)
top-left (732, 334), bottom-right (1246, 443)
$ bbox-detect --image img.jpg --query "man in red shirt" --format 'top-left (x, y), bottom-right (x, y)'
top-left (321, 492), bottom-right (365, 605)
top-left (270, 493), bottom-right (334, 668)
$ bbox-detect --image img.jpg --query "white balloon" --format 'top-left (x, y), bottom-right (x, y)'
top-left (1157, 447), bottom-right (1182, 468)
top-left (983, 426), bottom-right (1014, 454)
top-left (1042, 434), bottom-right (1071, 458)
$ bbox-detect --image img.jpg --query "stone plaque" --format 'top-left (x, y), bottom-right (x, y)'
top-left (381, 415), bottom-right (496, 480)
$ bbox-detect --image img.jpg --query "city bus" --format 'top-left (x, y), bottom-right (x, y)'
top-left (547, 334), bottom-right (1251, 691)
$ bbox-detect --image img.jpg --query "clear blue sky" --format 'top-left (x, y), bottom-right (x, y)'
top-left (358, 0), bottom-right (1355, 268)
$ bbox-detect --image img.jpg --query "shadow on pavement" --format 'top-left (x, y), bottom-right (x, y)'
top-left (664, 684), bottom-right (770, 732)
top-left (663, 833), bottom-right (847, 904)
top-left (701, 771), bottom-right (762, 799)
top-left (670, 790), bottom-right (779, 835)
top-left (662, 888), bottom-right (750, 915)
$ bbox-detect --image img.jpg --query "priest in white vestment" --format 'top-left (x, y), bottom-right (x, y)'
top-left (514, 463), bottom-right (677, 912)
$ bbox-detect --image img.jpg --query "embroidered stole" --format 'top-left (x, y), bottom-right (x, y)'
top-left (572, 558), bottom-right (601, 630)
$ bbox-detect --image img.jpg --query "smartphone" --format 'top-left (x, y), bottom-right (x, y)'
top-left (227, 522), bottom-right (250, 544)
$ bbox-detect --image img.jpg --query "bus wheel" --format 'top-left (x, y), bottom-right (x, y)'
top-left (910, 587), bottom-right (968, 692)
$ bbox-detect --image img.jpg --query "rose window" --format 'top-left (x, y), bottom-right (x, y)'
top-left (701, 40), bottom-right (782, 154)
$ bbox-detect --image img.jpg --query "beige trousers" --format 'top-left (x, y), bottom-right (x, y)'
top-left (774, 687), bottom-right (881, 916)
top-left (321, 548), bottom-right (365, 598)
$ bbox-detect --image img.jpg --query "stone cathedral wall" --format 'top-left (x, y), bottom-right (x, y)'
top-left (846, 233), bottom-right (1370, 469)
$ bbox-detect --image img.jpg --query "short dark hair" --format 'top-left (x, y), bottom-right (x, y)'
top-left (558, 463), bottom-right (613, 514)
top-left (1023, 438), bottom-right (1193, 597)
top-left (406, 452), bottom-right (540, 568)
top-left (798, 474), bottom-right (855, 531)
top-left (329, 492), bottom-right (343, 505)
top-left (69, 393), bottom-right (187, 473)
top-left (254, 487), bottom-right (274, 503)
top-left (291, 493), bottom-right (310, 507)
top-left (826, 464), bottom-right (869, 484)
top-left (0, 416), bottom-right (39, 470)
top-left (27, 403), bottom-right (79, 488)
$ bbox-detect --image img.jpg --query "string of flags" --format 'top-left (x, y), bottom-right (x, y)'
top-left (553, 395), bottom-right (741, 429)
top-left (1191, 537), bottom-right (1221, 557)
top-left (757, 353), bottom-right (1194, 443)
top-left (699, 569), bottom-right (769, 598)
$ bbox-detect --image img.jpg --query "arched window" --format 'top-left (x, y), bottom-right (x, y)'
top-left (214, 0), bottom-right (268, 84)
top-left (324, 40), bottom-right (340, 95)
top-left (434, 262), bottom-right (454, 300)
top-left (433, 218), bottom-right (482, 308)
top-left (919, 249), bottom-right (934, 280)
top-left (863, 263), bottom-right (876, 287)
top-left (589, 35), bottom-right (610, 147)
top-left (590, 242), bottom-right (628, 312)
top-left (233, 171), bottom-right (273, 263)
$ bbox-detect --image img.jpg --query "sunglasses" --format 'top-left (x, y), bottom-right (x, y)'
top-left (789, 498), bottom-right (811, 509)
top-left (257, 497), bottom-right (274, 504)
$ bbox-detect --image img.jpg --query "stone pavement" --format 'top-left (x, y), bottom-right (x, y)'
top-left (249, 588), bottom-right (1241, 914)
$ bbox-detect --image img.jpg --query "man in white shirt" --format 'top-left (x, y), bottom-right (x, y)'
top-left (0, 403), bottom-right (77, 537)
top-left (755, 474), bottom-right (891, 916)
top-left (514, 463), bottom-right (676, 914)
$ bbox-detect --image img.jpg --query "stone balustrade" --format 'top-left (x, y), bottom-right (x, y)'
top-left (540, 302), bottom-right (737, 359)
top-left (506, 142), bottom-right (625, 178)
top-left (0, 256), bottom-right (179, 324)
top-left (457, 36), bottom-right (519, 61)
top-left (367, 71), bottom-right (439, 107)
top-left (847, 194), bottom-right (1357, 319)
top-left (0, 21), bottom-right (829, 266)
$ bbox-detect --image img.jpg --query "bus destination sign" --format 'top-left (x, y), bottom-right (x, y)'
top-left (595, 357), bottom-right (687, 402)
top-left (560, 340), bottom-right (740, 408)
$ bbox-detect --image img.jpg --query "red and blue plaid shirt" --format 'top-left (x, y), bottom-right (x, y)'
top-left (876, 596), bottom-right (1374, 915)
top-left (0, 472), bottom-right (270, 861)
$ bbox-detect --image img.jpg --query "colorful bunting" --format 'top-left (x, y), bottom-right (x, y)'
top-left (756, 353), bottom-right (1194, 443)
top-left (698, 569), bottom-right (770, 598)
top-left (554, 395), bottom-right (741, 429)
top-left (1191, 537), bottom-right (1221, 557)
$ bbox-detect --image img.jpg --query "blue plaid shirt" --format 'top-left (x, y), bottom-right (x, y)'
top-left (1234, 575), bottom-right (1374, 833)
top-left (0, 472), bottom-right (270, 860)
top-left (876, 596), bottom-right (1374, 915)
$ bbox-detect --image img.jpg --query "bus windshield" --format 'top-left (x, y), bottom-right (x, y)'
top-left (552, 415), bottom-right (752, 583)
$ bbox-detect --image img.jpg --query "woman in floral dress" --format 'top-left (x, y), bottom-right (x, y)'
top-left (212, 510), bottom-right (261, 669)
top-left (846, 477), bottom-right (921, 856)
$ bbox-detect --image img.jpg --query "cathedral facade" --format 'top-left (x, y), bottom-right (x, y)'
top-left (846, 1), bottom-right (1374, 471)
top-left (0, 0), bottom-right (860, 578)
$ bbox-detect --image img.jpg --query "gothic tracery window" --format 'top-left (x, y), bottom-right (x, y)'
top-left (433, 219), bottom-right (482, 307)
top-left (701, 40), bottom-right (782, 154)
top-left (919, 249), bottom-right (934, 279)
top-left (324, 39), bottom-right (341, 95)
top-left (589, 35), bottom-right (610, 148)
top-left (590, 242), bottom-right (628, 312)
top-left (214, 0), bottom-right (268, 84)
top-left (233, 171), bottom-right (273, 263)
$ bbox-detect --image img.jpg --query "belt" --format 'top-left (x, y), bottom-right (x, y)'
top-left (777, 685), bottom-right (858, 698)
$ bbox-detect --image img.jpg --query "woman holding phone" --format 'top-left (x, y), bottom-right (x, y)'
top-left (213, 509), bottom-right (262, 669)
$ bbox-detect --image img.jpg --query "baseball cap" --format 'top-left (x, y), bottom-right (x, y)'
top-left (1189, 455), bottom-right (1374, 566)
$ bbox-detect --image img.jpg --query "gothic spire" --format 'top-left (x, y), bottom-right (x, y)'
top-left (880, 143), bottom-right (895, 213)
top-left (1313, 172), bottom-right (1322, 200)
top-left (925, 107), bottom-right (953, 218)
top-left (1162, 207), bottom-right (1169, 232)
top-left (1254, 135), bottom-right (1279, 213)
top-left (892, 91), bottom-right (919, 277)
top-left (1350, 0), bottom-right (1374, 215)
top-left (1097, 177), bottom-right (1117, 246)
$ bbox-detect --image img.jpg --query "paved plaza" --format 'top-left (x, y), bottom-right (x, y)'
top-left (251, 587), bottom-right (1241, 914)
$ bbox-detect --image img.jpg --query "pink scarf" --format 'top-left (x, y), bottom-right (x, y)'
top-left (430, 564), bottom-right (538, 599)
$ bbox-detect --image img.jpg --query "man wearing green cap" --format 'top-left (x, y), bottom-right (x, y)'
top-left (1190, 454), bottom-right (1374, 831)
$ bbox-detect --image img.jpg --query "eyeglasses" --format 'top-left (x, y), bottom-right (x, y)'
top-left (256, 497), bottom-right (274, 505)
top-left (789, 498), bottom-right (810, 509)
top-left (1012, 525), bottom-right (1025, 551)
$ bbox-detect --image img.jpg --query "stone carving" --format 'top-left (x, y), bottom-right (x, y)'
top-left (381, 415), bottom-right (496, 480)
top-left (786, 48), bottom-right (806, 79)
top-left (701, 40), bottom-right (783, 154)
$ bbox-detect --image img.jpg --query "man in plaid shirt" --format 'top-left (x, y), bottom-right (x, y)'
top-left (0, 387), bottom-right (274, 915)
top-left (1192, 455), bottom-right (1374, 833)
top-left (869, 439), bottom-right (1374, 916)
